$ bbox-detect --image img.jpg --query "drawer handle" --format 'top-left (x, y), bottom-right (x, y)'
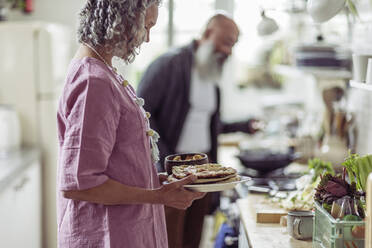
top-left (13, 177), bottom-right (30, 191)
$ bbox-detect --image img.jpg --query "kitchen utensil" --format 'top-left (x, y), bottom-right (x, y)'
top-left (164, 152), bottom-right (208, 175)
top-left (287, 211), bottom-right (314, 240)
top-left (0, 105), bottom-right (21, 155)
top-left (236, 148), bottom-right (300, 174)
top-left (307, 0), bottom-right (345, 23)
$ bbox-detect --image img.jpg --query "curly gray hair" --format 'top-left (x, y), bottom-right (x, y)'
top-left (78, 0), bottom-right (160, 63)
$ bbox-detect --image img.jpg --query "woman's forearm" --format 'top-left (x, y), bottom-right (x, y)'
top-left (62, 179), bottom-right (161, 205)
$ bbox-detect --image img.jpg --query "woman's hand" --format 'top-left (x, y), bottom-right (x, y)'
top-left (156, 175), bottom-right (206, 209)
top-left (158, 172), bottom-right (168, 184)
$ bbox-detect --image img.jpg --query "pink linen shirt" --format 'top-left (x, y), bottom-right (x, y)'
top-left (57, 57), bottom-right (168, 248)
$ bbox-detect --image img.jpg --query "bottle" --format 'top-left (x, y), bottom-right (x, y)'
top-left (24, 0), bottom-right (33, 13)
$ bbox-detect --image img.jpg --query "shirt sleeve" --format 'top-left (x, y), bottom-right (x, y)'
top-left (58, 73), bottom-right (120, 191)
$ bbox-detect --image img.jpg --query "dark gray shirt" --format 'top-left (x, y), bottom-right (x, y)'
top-left (138, 41), bottom-right (252, 171)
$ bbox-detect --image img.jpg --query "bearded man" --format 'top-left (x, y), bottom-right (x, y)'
top-left (138, 13), bottom-right (259, 248)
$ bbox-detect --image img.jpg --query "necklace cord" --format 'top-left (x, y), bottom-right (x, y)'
top-left (81, 43), bottom-right (160, 164)
top-left (83, 42), bottom-right (114, 70)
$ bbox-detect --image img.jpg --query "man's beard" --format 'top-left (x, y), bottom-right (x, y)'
top-left (194, 40), bottom-right (226, 83)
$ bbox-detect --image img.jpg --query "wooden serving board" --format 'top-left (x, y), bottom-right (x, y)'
top-left (256, 209), bottom-right (288, 224)
top-left (248, 194), bottom-right (288, 223)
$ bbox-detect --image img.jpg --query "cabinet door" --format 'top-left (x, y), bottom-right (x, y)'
top-left (239, 222), bottom-right (250, 248)
top-left (0, 174), bottom-right (14, 246)
top-left (0, 162), bottom-right (41, 248)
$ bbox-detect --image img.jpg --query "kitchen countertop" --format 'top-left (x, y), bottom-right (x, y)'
top-left (237, 194), bottom-right (312, 248)
top-left (217, 140), bottom-right (312, 248)
top-left (0, 147), bottom-right (40, 193)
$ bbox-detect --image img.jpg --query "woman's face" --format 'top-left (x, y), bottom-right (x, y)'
top-left (112, 3), bottom-right (158, 60)
top-left (143, 4), bottom-right (158, 43)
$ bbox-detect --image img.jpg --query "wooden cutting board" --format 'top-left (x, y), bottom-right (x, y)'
top-left (248, 194), bottom-right (288, 223)
top-left (256, 209), bottom-right (288, 224)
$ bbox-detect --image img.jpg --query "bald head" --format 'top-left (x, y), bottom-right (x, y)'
top-left (205, 14), bottom-right (238, 32)
top-left (200, 13), bottom-right (239, 60)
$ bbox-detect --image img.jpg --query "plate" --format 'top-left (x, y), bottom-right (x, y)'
top-left (183, 176), bottom-right (251, 192)
top-left (168, 173), bottom-right (237, 184)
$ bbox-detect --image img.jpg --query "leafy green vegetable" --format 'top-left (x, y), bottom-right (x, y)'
top-left (343, 214), bottom-right (362, 221)
top-left (308, 158), bottom-right (334, 183)
top-left (322, 203), bottom-right (332, 213)
top-left (342, 153), bottom-right (372, 192)
top-left (346, 0), bottom-right (359, 18)
top-left (315, 173), bottom-right (361, 204)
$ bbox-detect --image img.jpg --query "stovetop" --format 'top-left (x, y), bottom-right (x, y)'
top-left (236, 167), bottom-right (301, 198)
top-left (240, 167), bottom-right (301, 179)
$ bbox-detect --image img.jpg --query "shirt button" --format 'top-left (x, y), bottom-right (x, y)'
top-left (146, 112), bottom-right (151, 119)
top-left (122, 80), bottom-right (129, 87)
top-left (135, 98), bottom-right (145, 107)
top-left (147, 129), bottom-right (154, 137)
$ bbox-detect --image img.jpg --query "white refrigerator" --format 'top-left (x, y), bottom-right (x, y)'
top-left (0, 21), bottom-right (72, 248)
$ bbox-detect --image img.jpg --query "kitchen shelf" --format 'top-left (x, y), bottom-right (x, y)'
top-left (350, 80), bottom-right (372, 91)
top-left (273, 65), bottom-right (352, 79)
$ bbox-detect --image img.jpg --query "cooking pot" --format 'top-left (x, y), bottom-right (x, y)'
top-left (236, 148), bottom-right (300, 174)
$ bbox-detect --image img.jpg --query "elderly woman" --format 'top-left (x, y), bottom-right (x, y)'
top-left (57, 0), bottom-right (205, 247)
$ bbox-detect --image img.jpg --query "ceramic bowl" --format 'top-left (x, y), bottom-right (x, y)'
top-left (164, 152), bottom-right (209, 175)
